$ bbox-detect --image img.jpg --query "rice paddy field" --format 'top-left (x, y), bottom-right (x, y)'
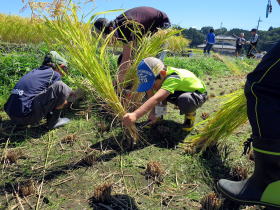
top-left (0, 11), bottom-right (268, 210)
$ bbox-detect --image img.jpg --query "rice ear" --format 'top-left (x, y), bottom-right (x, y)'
top-left (183, 88), bottom-right (247, 151)
top-left (43, 5), bottom-right (139, 142)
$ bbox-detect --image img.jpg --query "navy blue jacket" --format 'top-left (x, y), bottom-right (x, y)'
top-left (4, 66), bottom-right (61, 117)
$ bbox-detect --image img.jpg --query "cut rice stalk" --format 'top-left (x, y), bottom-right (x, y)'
top-left (43, 6), bottom-right (139, 142)
top-left (183, 89), bottom-right (247, 150)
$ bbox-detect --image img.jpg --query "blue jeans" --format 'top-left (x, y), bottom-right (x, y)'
top-left (204, 43), bottom-right (214, 54)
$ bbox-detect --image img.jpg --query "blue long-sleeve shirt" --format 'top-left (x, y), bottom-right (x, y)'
top-left (206, 32), bottom-right (216, 44)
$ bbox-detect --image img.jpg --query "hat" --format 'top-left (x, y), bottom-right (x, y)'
top-left (251, 28), bottom-right (257, 32)
top-left (49, 51), bottom-right (68, 68)
top-left (94, 18), bottom-right (108, 31)
top-left (137, 57), bottom-right (164, 92)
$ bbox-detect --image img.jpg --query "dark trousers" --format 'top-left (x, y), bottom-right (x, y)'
top-left (247, 43), bottom-right (257, 58)
top-left (204, 43), bottom-right (214, 54)
top-left (167, 91), bottom-right (207, 115)
top-left (245, 40), bottom-right (280, 152)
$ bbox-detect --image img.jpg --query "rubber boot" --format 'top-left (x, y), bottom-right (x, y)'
top-left (182, 112), bottom-right (196, 132)
top-left (217, 148), bottom-right (280, 208)
top-left (47, 110), bottom-right (70, 130)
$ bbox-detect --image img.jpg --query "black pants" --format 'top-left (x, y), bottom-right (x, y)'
top-left (204, 43), bottom-right (213, 54)
top-left (167, 91), bottom-right (207, 115)
top-left (247, 43), bottom-right (257, 58)
top-left (245, 40), bottom-right (280, 152)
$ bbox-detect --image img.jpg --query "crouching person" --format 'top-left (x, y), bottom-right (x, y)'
top-left (122, 57), bottom-right (207, 131)
top-left (4, 51), bottom-right (72, 130)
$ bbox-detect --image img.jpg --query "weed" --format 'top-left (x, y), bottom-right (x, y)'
top-left (92, 183), bottom-right (113, 203)
top-left (18, 179), bottom-right (36, 197)
top-left (201, 112), bottom-right (210, 120)
top-left (81, 152), bottom-right (99, 166)
top-left (97, 121), bottom-right (110, 133)
top-left (61, 134), bottom-right (78, 144)
top-left (200, 192), bottom-right (222, 210)
top-left (219, 91), bottom-right (225, 96)
top-left (1, 149), bottom-right (25, 164)
top-left (209, 93), bottom-right (216, 98)
top-left (230, 166), bottom-right (248, 181)
top-left (143, 161), bottom-right (165, 184)
top-left (184, 144), bottom-right (197, 155)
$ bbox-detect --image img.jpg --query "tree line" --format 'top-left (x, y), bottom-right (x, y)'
top-left (174, 25), bottom-right (280, 52)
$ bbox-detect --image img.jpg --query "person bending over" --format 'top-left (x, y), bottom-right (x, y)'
top-left (94, 6), bottom-right (170, 84)
top-left (4, 51), bottom-right (72, 130)
top-left (122, 57), bottom-right (207, 131)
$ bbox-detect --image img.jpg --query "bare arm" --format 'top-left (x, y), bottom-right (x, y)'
top-left (123, 89), bottom-right (170, 127)
top-left (117, 41), bottom-right (133, 83)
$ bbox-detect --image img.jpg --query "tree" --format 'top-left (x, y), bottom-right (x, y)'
top-left (182, 27), bottom-right (205, 47)
top-left (200, 26), bottom-right (213, 35)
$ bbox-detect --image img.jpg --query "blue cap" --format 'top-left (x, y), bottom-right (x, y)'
top-left (137, 60), bottom-right (156, 92)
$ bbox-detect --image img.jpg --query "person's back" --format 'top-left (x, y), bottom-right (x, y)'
top-left (4, 66), bottom-right (61, 118)
top-left (204, 29), bottom-right (215, 54)
top-left (4, 51), bottom-right (72, 129)
top-left (206, 32), bottom-right (215, 44)
top-left (114, 6), bottom-right (170, 42)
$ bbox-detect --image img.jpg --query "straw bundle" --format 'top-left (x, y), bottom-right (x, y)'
top-left (122, 28), bottom-right (181, 110)
top-left (43, 6), bottom-right (138, 141)
top-left (184, 89), bottom-right (248, 150)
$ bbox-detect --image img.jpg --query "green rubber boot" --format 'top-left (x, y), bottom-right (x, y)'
top-left (217, 142), bottom-right (280, 208)
top-left (182, 112), bottom-right (196, 132)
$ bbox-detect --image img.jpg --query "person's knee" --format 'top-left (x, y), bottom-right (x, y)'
top-left (177, 93), bottom-right (197, 114)
top-left (51, 81), bottom-right (72, 109)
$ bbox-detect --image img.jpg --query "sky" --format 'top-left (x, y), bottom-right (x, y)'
top-left (1, 0), bottom-right (280, 31)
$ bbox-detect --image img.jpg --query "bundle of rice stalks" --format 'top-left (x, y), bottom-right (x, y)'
top-left (122, 28), bottom-right (181, 109)
top-left (92, 183), bottom-right (113, 203)
top-left (43, 6), bottom-right (138, 142)
top-left (184, 89), bottom-right (247, 151)
top-left (200, 192), bottom-right (222, 210)
top-left (143, 161), bottom-right (165, 183)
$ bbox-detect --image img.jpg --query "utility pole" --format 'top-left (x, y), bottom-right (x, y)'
top-left (220, 22), bottom-right (224, 54)
top-left (257, 17), bottom-right (262, 30)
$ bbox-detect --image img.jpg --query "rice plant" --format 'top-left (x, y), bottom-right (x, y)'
top-left (164, 35), bottom-right (190, 54)
top-left (212, 53), bottom-right (241, 75)
top-left (42, 5), bottom-right (139, 142)
top-left (122, 28), bottom-right (181, 109)
top-left (184, 89), bottom-right (247, 150)
top-left (0, 14), bottom-right (45, 44)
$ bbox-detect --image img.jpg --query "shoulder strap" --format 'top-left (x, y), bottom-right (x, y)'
top-left (166, 72), bottom-right (180, 80)
top-left (48, 70), bottom-right (55, 86)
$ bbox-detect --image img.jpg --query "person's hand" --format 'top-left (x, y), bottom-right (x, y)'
top-left (123, 113), bottom-right (137, 127)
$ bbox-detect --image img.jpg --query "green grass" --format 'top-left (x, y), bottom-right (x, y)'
top-left (0, 42), bottom-right (262, 209)
top-left (0, 71), bottom-right (257, 209)
top-left (164, 55), bottom-right (258, 78)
